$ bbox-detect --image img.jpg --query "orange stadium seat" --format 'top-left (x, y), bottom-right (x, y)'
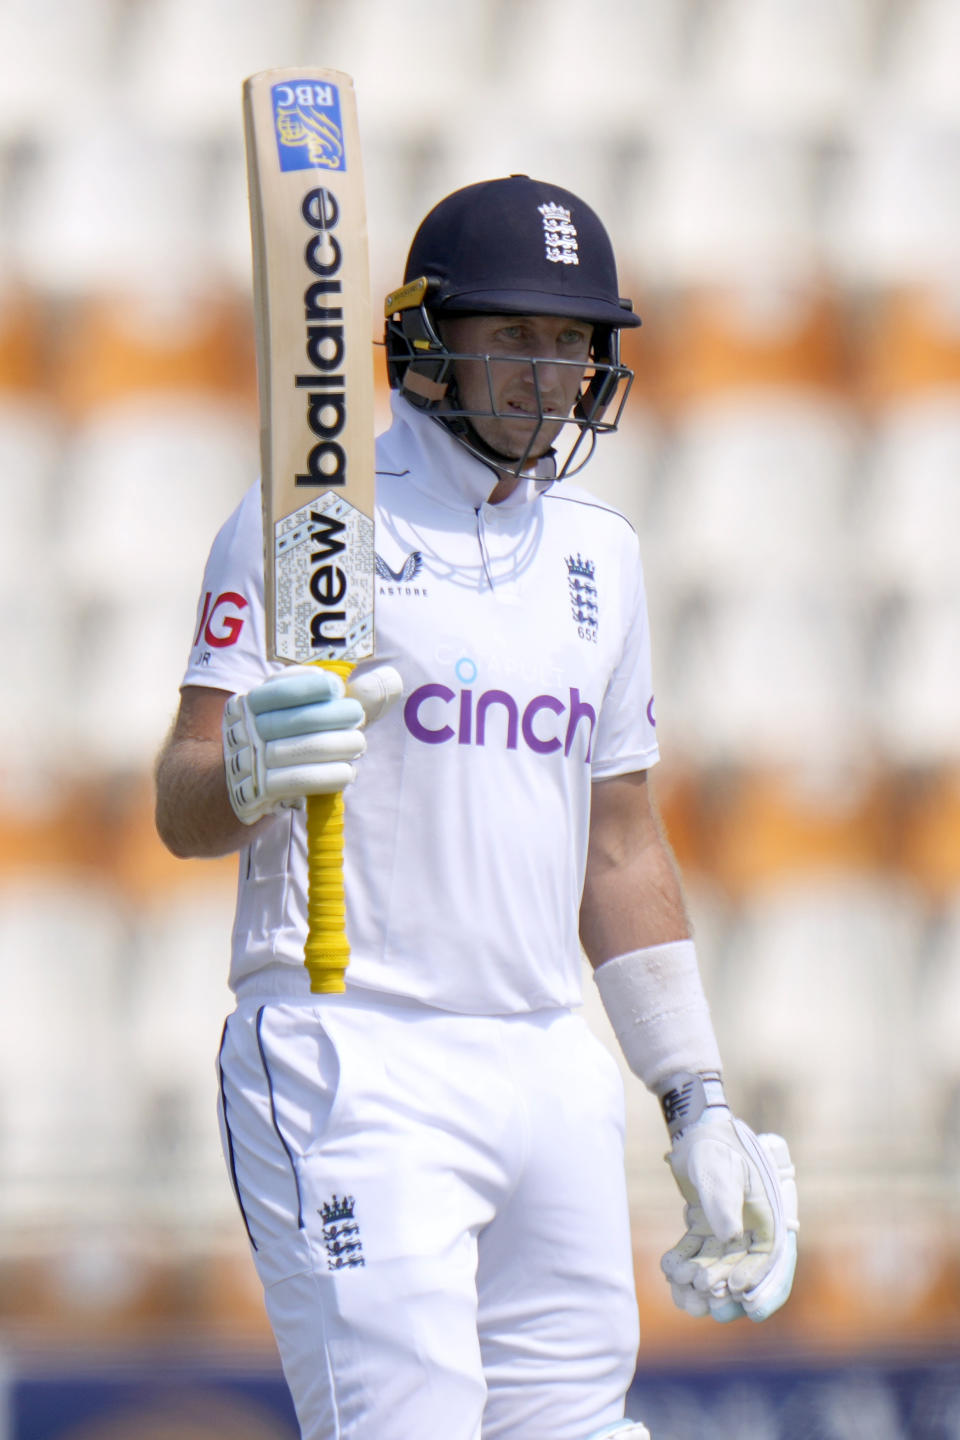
top-left (53, 290), bottom-right (256, 421)
top-left (0, 296), bottom-right (67, 803)
top-left (655, 283), bottom-right (852, 411)
top-left (859, 285), bottom-right (960, 405)
top-left (0, 286), bottom-right (46, 394)
top-left (894, 767), bottom-right (960, 902)
top-left (695, 766), bottom-right (889, 898)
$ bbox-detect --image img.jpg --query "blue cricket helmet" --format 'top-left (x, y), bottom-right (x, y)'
top-left (400, 174), bottom-right (641, 328)
top-left (383, 176), bottom-right (639, 476)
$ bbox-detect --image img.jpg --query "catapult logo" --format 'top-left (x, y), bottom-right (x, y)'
top-left (272, 80), bottom-right (345, 171)
top-left (404, 663), bottom-right (598, 762)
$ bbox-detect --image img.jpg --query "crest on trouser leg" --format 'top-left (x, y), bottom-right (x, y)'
top-left (319, 1193), bottom-right (365, 1269)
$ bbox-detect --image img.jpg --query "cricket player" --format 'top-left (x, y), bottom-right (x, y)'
top-left (155, 176), bottom-right (797, 1440)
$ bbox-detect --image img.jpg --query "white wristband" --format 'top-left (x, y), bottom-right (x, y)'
top-left (592, 940), bottom-right (723, 1095)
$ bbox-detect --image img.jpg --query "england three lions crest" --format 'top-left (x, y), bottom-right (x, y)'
top-left (319, 1193), bottom-right (365, 1269)
top-left (566, 553), bottom-right (598, 642)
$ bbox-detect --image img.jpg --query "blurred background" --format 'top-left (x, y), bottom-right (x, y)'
top-left (0, 0), bottom-right (958, 1435)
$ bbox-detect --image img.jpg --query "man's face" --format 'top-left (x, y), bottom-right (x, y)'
top-left (438, 313), bottom-right (594, 463)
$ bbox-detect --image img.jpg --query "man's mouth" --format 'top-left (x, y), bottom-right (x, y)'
top-left (501, 398), bottom-right (563, 419)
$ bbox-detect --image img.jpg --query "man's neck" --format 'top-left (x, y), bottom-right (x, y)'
top-left (486, 474), bottom-right (522, 505)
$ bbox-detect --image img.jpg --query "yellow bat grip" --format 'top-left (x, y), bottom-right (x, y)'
top-left (304, 659), bottom-right (354, 994)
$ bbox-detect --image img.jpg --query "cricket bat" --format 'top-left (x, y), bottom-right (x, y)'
top-left (243, 68), bottom-right (375, 994)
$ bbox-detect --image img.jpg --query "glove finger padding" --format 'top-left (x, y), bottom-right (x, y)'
top-left (223, 667), bottom-right (370, 824)
top-left (256, 696), bottom-right (365, 740)
top-left (246, 665), bottom-right (345, 714)
top-left (664, 1119), bottom-right (798, 1324)
top-left (261, 727), bottom-right (367, 804)
top-left (264, 731), bottom-right (366, 770)
top-left (662, 1223), bottom-right (748, 1323)
top-left (347, 663), bottom-right (404, 726)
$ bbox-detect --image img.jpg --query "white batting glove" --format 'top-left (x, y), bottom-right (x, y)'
top-left (222, 663), bottom-right (402, 825)
top-left (659, 1073), bottom-right (798, 1324)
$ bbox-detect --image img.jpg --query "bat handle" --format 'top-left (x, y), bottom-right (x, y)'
top-left (304, 659), bottom-right (354, 994)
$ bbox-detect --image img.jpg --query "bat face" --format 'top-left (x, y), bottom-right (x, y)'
top-left (244, 69), bottom-right (375, 666)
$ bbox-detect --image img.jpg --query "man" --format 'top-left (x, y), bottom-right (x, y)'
top-left (155, 176), bottom-right (797, 1440)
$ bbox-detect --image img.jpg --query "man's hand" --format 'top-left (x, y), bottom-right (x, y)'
top-left (661, 1084), bottom-right (798, 1323)
top-left (222, 663), bottom-right (402, 825)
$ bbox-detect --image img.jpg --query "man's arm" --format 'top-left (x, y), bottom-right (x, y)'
top-left (155, 685), bottom-right (263, 859)
top-left (155, 667), bottom-right (403, 861)
top-left (581, 768), bottom-right (799, 1325)
top-left (580, 769), bottom-right (691, 967)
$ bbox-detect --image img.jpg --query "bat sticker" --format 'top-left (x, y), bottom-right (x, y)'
top-left (272, 80), bottom-right (346, 173)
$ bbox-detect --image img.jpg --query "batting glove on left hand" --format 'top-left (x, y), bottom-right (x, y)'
top-left (660, 1073), bottom-right (798, 1324)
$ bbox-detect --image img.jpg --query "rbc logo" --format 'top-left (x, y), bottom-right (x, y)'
top-left (272, 80), bottom-right (345, 172)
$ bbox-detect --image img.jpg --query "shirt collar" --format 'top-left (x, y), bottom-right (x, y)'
top-left (384, 392), bottom-right (557, 512)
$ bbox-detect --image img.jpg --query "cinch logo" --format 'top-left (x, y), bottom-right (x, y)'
top-left (272, 81), bottom-right (345, 172)
top-left (404, 684), bottom-right (597, 762)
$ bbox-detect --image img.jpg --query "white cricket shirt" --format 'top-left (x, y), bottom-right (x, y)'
top-left (183, 395), bottom-right (659, 1013)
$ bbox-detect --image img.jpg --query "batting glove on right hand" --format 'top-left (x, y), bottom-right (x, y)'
top-left (223, 663), bottom-right (401, 825)
top-left (660, 1074), bottom-right (798, 1324)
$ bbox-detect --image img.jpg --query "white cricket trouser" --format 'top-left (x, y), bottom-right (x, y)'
top-left (218, 987), bottom-right (640, 1440)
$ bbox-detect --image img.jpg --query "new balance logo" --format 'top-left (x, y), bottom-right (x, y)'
top-left (661, 1080), bottom-right (696, 1128)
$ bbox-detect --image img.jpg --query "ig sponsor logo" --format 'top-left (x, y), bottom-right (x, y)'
top-left (193, 590), bottom-right (248, 650)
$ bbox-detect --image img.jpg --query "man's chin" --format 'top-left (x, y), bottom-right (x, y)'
top-left (476, 417), bottom-right (562, 462)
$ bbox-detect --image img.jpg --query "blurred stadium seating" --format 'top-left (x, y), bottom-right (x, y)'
top-left (0, 0), bottom-right (957, 1429)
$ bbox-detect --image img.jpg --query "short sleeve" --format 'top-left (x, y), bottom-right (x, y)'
top-left (590, 534), bottom-right (660, 779)
top-left (181, 482), bottom-right (273, 695)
